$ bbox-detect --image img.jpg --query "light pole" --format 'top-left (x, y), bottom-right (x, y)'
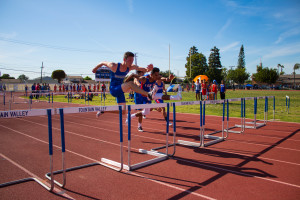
top-left (41, 62), bottom-right (44, 83)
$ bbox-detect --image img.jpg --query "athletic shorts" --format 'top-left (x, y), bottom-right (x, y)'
top-left (134, 95), bottom-right (143, 104)
top-left (155, 99), bottom-right (164, 103)
top-left (109, 85), bottom-right (125, 103)
top-left (141, 96), bottom-right (151, 104)
top-left (195, 90), bottom-right (200, 94)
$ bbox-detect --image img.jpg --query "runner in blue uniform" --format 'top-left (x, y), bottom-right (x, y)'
top-left (92, 52), bottom-right (154, 117)
top-left (126, 67), bottom-right (182, 132)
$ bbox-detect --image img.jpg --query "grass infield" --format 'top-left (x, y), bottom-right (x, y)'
top-left (29, 90), bottom-right (300, 123)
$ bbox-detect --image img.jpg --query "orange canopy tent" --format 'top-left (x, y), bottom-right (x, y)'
top-left (193, 75), bottom-right (209, 83)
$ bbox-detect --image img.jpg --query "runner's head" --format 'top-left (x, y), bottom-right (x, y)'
top-left (151, 67), bottom-right (160, 80)
top-left (136, 70), bottom-right (145, 76)
top-left (123, 51), bottom-right (135, 66)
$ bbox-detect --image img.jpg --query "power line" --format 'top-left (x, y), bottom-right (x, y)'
top-left (0, 66), bottom-right (51, 74)
top-left (0, 37), bottom-right (120, 54)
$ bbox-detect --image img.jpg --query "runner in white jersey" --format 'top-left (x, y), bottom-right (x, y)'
top-left (154, 77), bottom-right (172, 126)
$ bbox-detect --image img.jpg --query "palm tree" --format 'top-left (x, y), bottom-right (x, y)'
top-left (280, 65), bottom-right (284, 73)
top-left (277, 64), bottom-right (281, 75)
top-left (294, 63), bottom-right (300, 88)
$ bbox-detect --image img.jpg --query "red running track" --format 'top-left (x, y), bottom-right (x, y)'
top-left (0, 101), bottom-right (300, 199)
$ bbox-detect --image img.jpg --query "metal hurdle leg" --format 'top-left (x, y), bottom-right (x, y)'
top-left (129, 103), bottom-right (170, 170)
top-left (202, 100), bottom-right (225, 147)
top-left (225, 98), bottom-right (244, 134)
top-left (46, 106), bottom-right (125, 190)
top-left (150, 102), bottom-right (177, 157)
top-left (1, 109), bottom-right (55, 192)
top-left (236, 97), bottom-right (266, 129)
top-left (273, 96), bottom-right (275, 120)
top-left (178, 101), bottom-right (203, 147)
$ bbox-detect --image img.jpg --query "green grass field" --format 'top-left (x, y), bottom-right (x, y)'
top-left (32, 90), bottom-right (300, 123)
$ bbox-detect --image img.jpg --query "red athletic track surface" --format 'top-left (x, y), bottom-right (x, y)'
top-left (1, 95), bottom-right (300, 200)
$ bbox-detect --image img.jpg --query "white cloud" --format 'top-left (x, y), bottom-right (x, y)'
top-left (215, 19), bottom-right (232, 39)
top-left (220, 41), bottom-right (240, 53)
top-left (275, 27), bottom-right (300, 44)
top-left (263, 42), bottom-right (300, 60)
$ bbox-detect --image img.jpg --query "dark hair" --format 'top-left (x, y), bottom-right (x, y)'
top-left (123, 51), bottom-right (134, 60)
top-left (151, 67), bottom-right (160, 74)
top-left (136, 70), bottom-right (144, 74)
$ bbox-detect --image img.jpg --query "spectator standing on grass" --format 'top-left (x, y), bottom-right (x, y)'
top-left (192, 81), bottom-right (195, 92)
top-left (195, 79), bottom-right (201, 100)
top-left (220, 80), bottom-right (226, 100)
top-left (212, 80), bottom-right (218, 100)
top-left (201, 80), bottom-right (207, 100)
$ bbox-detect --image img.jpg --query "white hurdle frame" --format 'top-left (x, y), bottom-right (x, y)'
top-left (44, 105), bottom-right (125, 189)
top-left (177, 99), bottom-right (229, 148)
top-left (0, 109), bottom-right (56, 192)
top-left (101, 103), bottom-right (171, 171)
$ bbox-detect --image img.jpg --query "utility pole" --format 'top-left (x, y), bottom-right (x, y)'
top-left (169, 44), bottom-right (170, 77)
top-left (134, 53), bottom-right (138, 65)
top-left (41, 62), bottom-right (44, 83)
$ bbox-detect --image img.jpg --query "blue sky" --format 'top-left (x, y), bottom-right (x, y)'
top-left (0, 0), bottom-right (300, 79)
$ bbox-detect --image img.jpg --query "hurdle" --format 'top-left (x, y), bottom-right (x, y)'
top-left (286, 95), bottom-right (290, 114)
top-left (101, 103), bottom-right (171, 171)
top-left (45, 105), bottom-right (125, 188)
top-left (177, 99), bottom-right (228, 147)
top-left (235, 96), bottom-right (275, 129)
top-left (224, 98), bottom-right (245, 134)
top-left (150, 102), bottom-right (177, 157)
top-left (202, 99), bottom-right (228, 147)
top-left (0, 109), bottom-right (56, 192)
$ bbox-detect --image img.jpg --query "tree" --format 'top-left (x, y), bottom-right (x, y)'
top-left (207, 46), bottom-right (223, 84)
top-left (51, 70), bottom-right (66, 83)
top-left (0, 74), bottom-right (15, 79)
top-left (84, 76), bottom-right (92, 80)
top-left (237, 45), bottom-right (245, 69)
top-left (253, 65), bottom-right (279, 86)
top-left (227, 67), bottom-right (249, 85)
top-left (18, 74), bottom-right (29, 82)
top-left (185, 46), bottom-right (208, 82)
top-left (294, 63), bottom-right (300, 88)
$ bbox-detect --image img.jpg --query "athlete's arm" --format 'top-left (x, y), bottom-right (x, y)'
top-left (129, 64), bottom-right (153, 73)
top-left (92, 62), bottom-right (118, 73)
top-left (124, 73), bottom-right (140, 83)
top-left (160, 74), bottom-right (174, 82)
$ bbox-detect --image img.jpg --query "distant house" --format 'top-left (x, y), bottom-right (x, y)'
top-left (276, 74), bottom-right (300, 86)
top-left (63, 76), bottom-right (84, 84)
top-left (27, 76), bottom-right (58, 84)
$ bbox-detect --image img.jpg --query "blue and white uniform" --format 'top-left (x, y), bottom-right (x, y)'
top-left (140, 77), bottom-right (155, 104)
top-left (134, 79), bottom-right (143, 105)
top-left (155, 82), bottom-right (164, 103)
top-left (109, 63), bottom-right (129, 103)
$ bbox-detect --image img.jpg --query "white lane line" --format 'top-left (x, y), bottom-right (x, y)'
top-left (0, 153), bottom-right (75, 199)
top-left (0, 124), bottom-right (216, 200)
